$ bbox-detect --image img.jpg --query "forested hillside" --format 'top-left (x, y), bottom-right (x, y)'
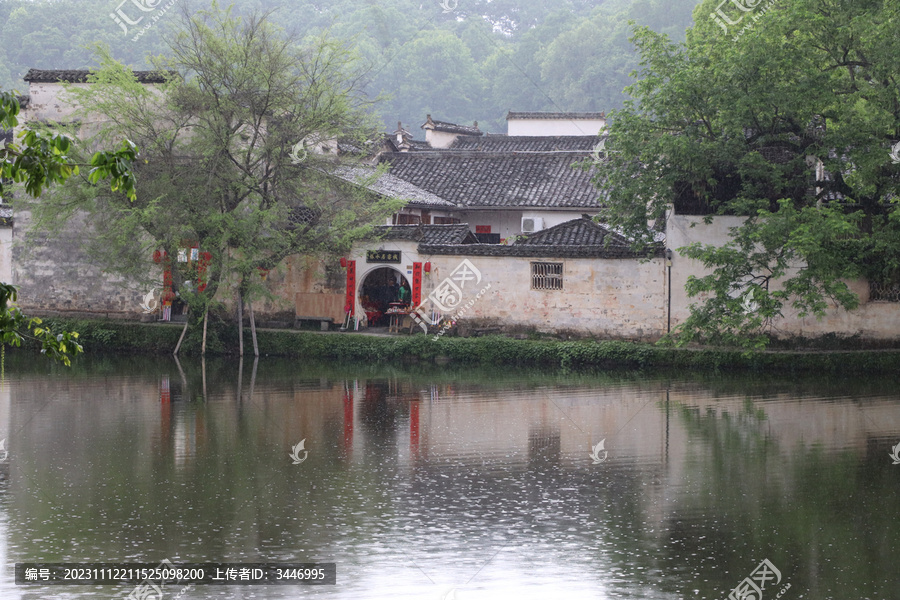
top-left (0, 0), bottom-right (700, 132)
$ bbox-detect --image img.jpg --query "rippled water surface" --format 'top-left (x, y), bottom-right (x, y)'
top-left (0, 354), bottom-right (898, 599)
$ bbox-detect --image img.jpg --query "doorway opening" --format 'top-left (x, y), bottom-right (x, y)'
top-left (359, 267), bottom-right (411, 327)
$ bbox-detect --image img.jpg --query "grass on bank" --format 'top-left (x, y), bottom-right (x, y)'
top-left (14, 317), bottom-right (900, 374)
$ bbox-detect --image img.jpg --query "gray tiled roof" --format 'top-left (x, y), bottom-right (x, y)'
top-left (24, 69), bottom-right (172, 83)
top-left (506, 111), bottom-right (606, 120)
top-left (379, 224), bottom-right (477, 245)
top-left (415, 217), bottom-right (658, 258)
top-left (381, 152), bottom-right (604, 208)
top-left (514, 215), bottom-right (631, 247)
top-left (332, 165), bottom-right (456, 207)
top-left (422, 117), bottom-right (482, 136)
top-left (449, 135), bottom-right (600, 152)
top-left (382, 137), bottom-right (432, 153)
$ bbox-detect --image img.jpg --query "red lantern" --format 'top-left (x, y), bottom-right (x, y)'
top-left (340, 257), bottom-right (348, 268)
top-left (424, 261), bottom-right (431, 273)
top-left (152, 249), bottom-right (163, 263)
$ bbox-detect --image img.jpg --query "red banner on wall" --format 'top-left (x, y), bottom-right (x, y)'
top-left (162, 253), bottom-right (174, 304)
top-left (345, 260), bottom-right (356, 316)
top-left (197, 251), bottom-right (212, 292)
top-left (412, 262), bottom-right (423, 306)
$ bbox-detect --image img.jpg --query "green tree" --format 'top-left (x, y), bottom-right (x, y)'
top-left (26, 3), bottom-right (401, 355)
top-left (539, 12), bottom-right (636, 114)
top-left (0, 89), bottom-right (136, 365)
top-left (594, 0), bottom-right (900, 348)
top-left (385, 29), bottom-right (488, 127)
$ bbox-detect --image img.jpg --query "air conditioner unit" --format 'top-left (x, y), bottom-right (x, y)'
top-left (521, 217), bottom-right (544, 233)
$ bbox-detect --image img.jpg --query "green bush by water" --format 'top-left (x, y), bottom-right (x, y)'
top-left (15, 318), bottom-right (900, 373)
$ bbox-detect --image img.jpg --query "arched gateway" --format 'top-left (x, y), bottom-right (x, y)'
top-left (358, 266), bottom-right (411, 327)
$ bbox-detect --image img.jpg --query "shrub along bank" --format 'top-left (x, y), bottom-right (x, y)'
top-left (18, 318), bottom-right (900, 373)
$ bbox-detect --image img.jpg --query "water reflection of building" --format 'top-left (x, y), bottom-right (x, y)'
top-left (0, 379), bottom-right (9, 481)
top-left (128, 374), bottom-right (900, 478)
top-left (157, 374), bottom-right (209, 469)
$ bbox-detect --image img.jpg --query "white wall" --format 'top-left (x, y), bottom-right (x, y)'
top-left (0, 226), bottom-right (12, 284)
top-left (666, 213), bottom-right (900, 340)
top-left (21, 82), bottom-right (86, 121)
top-left (453, 210), bottom-right (587, 239)
top-left (350, 241), bottom-right (667, 338)
top-left (507, 118), bottom-right (606, 137)
top-left (424, 129), bottom-right (461, 149)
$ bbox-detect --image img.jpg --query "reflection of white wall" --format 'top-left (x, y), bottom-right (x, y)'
top-left (0, 378), bottom-right (9, 455)
top-left (670, 389), bottom-right (900, 455)
top-left (418, 386), bottom-right (674, 466)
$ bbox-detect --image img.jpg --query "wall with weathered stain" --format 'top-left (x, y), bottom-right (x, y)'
top-left (20, 81), bottom-right (86, 122)
top-left (351, 240), bottom-right (668, 339)
top-left (666, 212), bottom-right (900, 340)
top-left (0, 224), bottom-right (13, 284)
top-left (11, 209), bottom-right (151, 319)
top-left (248, 255), bottom-right (346, 324)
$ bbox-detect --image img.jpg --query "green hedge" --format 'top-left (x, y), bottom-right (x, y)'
top-left (15, 318), bottom-right (900, 373)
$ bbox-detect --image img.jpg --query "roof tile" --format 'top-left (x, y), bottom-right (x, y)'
top-left (382, 152), bottom-right (603, 208)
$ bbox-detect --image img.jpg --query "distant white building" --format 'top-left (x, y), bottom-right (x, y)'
top-left (505, 111), bottom-right (606, 137)
top-left (371, 112), bottom-right (607, 241)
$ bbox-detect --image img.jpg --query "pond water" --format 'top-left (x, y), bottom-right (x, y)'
top-left (0, 353), bottom-right (898, 600)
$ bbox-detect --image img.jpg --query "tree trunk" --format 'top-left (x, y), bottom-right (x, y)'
top-left (201, 355), bottom-right (208, 401)
top-left (237, 290), bottom-right (244, 357)
top-left (201, 307), bottom-right (209, 355)
top-left (248, 299), bottom-right (259, 357)
top-left (248, 356), bottom-right (259, 401)
top-left (236, 356), bottom-right (243, 402)
top-left (173, 353), bottom-right (188, 400)
top-left (173, 319), bottom-right (189, 356)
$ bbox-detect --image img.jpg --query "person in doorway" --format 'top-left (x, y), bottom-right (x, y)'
top-left (398, 281), bottom-right (410, 306)
top-left (387, 278), bottom-right (399, 303)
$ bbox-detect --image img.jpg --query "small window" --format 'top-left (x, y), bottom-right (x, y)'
top-left (869, 280), bottom-right (900, 302)
top-left (393, 213), bottom-right (422, 225)
top-left (531, 262), bottom-right (563, 290)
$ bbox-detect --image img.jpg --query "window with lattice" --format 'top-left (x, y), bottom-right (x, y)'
top-left (869, 279), bottom-right (900, 302)
top-left (531, 262), bottom-right (563, 290)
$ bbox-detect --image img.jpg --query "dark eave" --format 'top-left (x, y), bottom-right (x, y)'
top-left (418, 243), bottom-right (661, 259)
top-left (24, 68), bottom-right (173, 84)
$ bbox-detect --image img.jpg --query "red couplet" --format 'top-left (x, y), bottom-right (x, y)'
top-left (412, 262), bottom-right (422, 306)
top-left (345, 261), bottom-right (356, 316)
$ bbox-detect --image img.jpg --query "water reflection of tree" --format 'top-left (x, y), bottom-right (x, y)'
top-left (668, 402), bottom-right (900, 600)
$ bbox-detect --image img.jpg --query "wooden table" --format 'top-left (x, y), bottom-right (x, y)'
top-left (387, 311), bottom-right (410, 333)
